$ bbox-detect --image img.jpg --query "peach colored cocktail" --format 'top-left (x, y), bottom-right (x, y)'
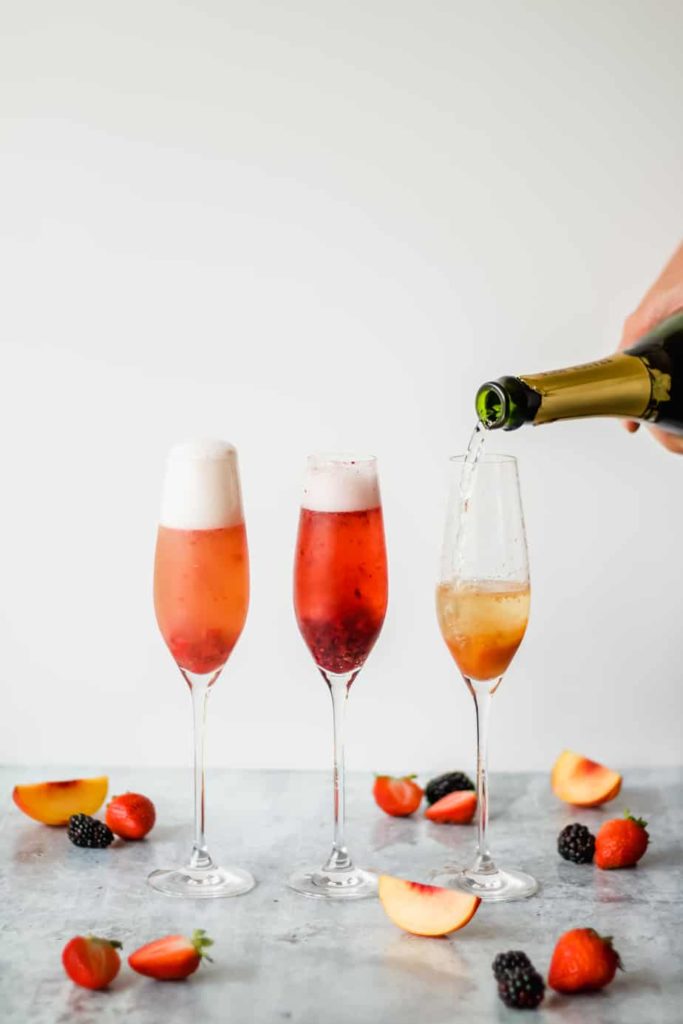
top-left (149, 440), bottom-right (254, 900)
top-left (436, 580), bottom-right (529, 682)
top-left (155, 522), bottom-right (249, 675)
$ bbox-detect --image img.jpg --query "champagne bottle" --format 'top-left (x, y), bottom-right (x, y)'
top-left (476, 310), bottom-right (683, 434)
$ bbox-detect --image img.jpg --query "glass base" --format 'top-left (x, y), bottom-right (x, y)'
top-left (432, 866), bottom-right (538, 903)
top-left (147, 864), bottom-right (255, 899)
top-left (288, 865), bottom-right (377, 901)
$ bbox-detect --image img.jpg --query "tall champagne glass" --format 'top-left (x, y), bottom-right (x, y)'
top-left (434, 453), bottom-right (536, 901)
top-left (148, 440), bottom-right (255, 898)
top-left (289, 454), bottom-right (388, 899)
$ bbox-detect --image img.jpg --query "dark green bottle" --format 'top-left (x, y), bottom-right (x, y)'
top-left (476, 311), bottom-right (683, 435)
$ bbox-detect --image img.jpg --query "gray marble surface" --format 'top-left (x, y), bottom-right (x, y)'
top-left (0, 766), bottom-right (681, 1023)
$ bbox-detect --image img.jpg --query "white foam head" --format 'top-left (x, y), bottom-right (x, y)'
top-left (301, 454), bottom-right (381, 512)
top-left (160, 440), bottom-right (244, 529)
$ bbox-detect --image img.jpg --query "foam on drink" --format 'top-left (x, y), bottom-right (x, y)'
top-left (160, 440), bottom-right (244, 529)
top-left (301, 455), bottom-right (381, 512)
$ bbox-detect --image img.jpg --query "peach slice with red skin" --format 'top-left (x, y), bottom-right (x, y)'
top-left (551, 750), bottom-right (621, 807)
top-left (378, 875), bottom-right (481, 937)
top-left (12, 776), bottom-right (109, 825)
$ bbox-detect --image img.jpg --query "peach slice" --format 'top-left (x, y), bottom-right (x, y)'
top-left (551, 750), bottom-right (621, 807)
top-left (12, 776), bottom-right (109, 825)
top-left (378, 875), bottom-right (481, 937)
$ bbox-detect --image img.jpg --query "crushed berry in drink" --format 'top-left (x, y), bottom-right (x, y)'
top-left (168, 629), bottom-right (235, 674)
top-left (298, 611), bottom-right (384, 675)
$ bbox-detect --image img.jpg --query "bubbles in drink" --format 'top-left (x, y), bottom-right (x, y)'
top-left (436, 579), bottom-right (530, 681)
top-left (301, 456), bottom-right (381, 513)
top-left (160, 440), bottom-right (244, 530)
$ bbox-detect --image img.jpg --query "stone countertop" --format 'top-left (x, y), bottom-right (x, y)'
top-left (0, 766), bottom-right (681, 1023)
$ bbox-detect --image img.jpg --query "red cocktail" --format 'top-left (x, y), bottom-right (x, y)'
top-left (289, 454), bottom-right (388, 901)
top-left (295, 506), bottom-right (387, 676)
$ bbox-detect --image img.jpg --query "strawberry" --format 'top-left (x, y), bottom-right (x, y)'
top-left (373, 775), bottom-right (423, 817)
top-left (548, 928), bottom-right (622, 993)
top-left (425, 789), bottom-right (477, 824)
top-left (595, 812), bottom-right (649, 869)
top-left (62, 935), bottom-right (122, 990)
top-left (128, 929), bottom-right (213, 981)
top-left (105, 793), bottom-right (156, 840)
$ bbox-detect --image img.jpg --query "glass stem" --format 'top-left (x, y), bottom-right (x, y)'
top-left (470, 680), bottom-right (495, 873)
top-left (189, 677), bottom-right (213, 871)
top-left (323, 673), bottom-right (353, 872)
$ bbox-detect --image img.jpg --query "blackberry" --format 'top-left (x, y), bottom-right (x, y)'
top-left (67, 814), bottom-right (114, 849)
top-left (492, 950), bottom-right (533, 981)
top-left (497, 966), bottom-right (545, 1010)
top-left (557, 823), bottom-right (595, 864)
top-left (425, 771), bottom-right (475, 805)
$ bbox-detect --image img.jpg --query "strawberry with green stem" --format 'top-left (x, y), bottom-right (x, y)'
top-left (595, 811), bottom-right (649, 869)
top-left (128, 929), bottom-right (213, 981)
top-left (373, 775), bottom-right (423, 817)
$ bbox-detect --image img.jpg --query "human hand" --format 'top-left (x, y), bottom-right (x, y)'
top-left (618, 242), bottom-right (683, 453)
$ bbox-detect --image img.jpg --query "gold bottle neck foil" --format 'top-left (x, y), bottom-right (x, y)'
top-left (520, 353), bottom-right (653, 425)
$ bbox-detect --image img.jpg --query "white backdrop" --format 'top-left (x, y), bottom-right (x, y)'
top-left (1, 1), bottom-right (681, 777)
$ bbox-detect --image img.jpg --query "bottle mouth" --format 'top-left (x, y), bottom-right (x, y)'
top-left (475, 382), bottom-right (507, 429)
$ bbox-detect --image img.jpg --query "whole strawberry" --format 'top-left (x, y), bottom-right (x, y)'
top-left (105, 793), bottom-right (156, 841)
top-left (595, 812), bottom-right (649, 870)
top-left (128, 929), bottom-right (213, 981)
top-left (62, 935), bottom-right (122, 990)
top-left (548, 928), bottom-right (622, 993)
top-left (373, 775), bottom-right (423, 817)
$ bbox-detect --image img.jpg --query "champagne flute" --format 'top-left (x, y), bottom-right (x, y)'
top-left (434, 453), bottom-right (536, 901)
top-left (288, 454), bottom-right (388, 899)
top-left (148, 440), bottom-right (255, 898)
